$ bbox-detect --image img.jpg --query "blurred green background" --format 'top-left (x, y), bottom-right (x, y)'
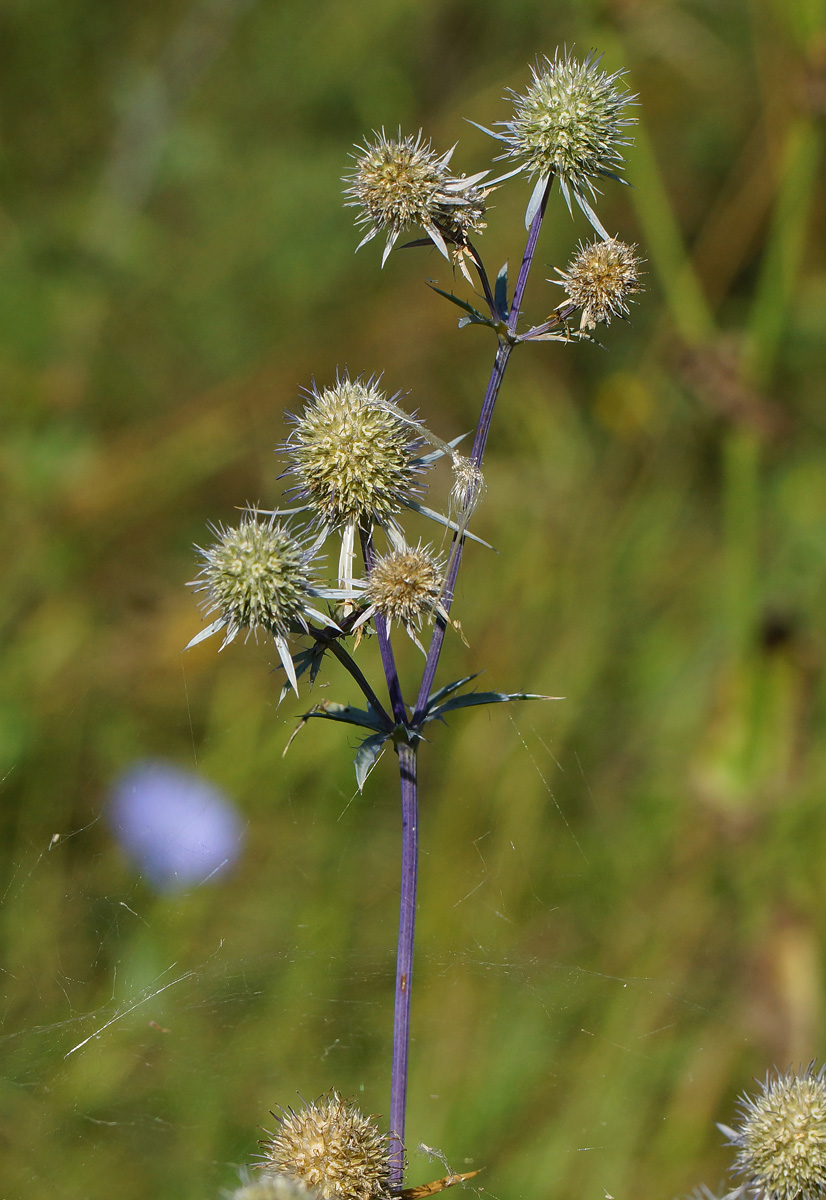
top-left (3, 0), bottom-right (826, 1196)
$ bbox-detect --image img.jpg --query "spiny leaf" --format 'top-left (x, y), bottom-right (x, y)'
top-left (402, 498), bottom-right (493, 549)
top-left (426, 282), bottom-right (496, 328)
top-left (354, 732), bottom-right (389, 791)
top-left (301, 699), bottom-right (388, 733)
top-left (423, 674), bottom-right (481, 715)
top-left (426, 689), bottom-right (559, 722)
top-left (277, 643), bottom-right (327, 706)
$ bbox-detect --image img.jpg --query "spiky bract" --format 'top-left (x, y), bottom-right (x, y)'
top-left (499, 51), bottom-right (635, 193)
top-left (191, 513), bottom-right (314, 644)
top-left (287, 377), bottom-right (420, 529)
top-left (554, 237), bottom-right (641, 329)
top-left (344, 130), bottom-right (489, 264)
top-left (365, 545), bottom-right (444, 633)
top-left (725, 1065), bottom-right (826, 1200)
top-left (261, 1094), bottom-right (391, 1200)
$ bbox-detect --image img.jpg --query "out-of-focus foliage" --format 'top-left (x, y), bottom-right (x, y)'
top-left (3, 1), bottom-right (826, 1198)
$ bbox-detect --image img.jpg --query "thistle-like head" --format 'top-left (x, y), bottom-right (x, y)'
top-left (189, 513), bottom-right (316, 647)
top-left (187, 511), bottom-right (342, 694)
top-left (722, 1065), bottom-right (826, 1200)
top-left (344, 129), bottom-right (489, 264)
top-left (553, 236), bottom-right (642, 330)
top-left (260, 1094), bottom-right (391, 1200)
top-left (364, 543), bottom-right (446, 646)
top-left (286, 375), bottom-right (422, 532)
top-left (489, 49), bottom-right (636, 232)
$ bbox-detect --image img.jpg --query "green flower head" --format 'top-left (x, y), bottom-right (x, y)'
top-left (286, 374), bottom-right (422, 532)
top-left (486, 49), bottom-right (636, 234)
top-left (722, 1065), bottom-right (826, 1200)
top-left (187, 511), bottom-right (341, 694)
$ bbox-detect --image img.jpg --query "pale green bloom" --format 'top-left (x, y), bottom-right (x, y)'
top-left (721, 1065), bottom-right (826, 1200)
top-left (482, 49), bottom-right (636, 234)
top-left (187, 512), bottom-right (341, 693)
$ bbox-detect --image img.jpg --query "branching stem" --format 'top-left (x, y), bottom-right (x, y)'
top-left (385, 179), bottom-right (553, 1178)
top-left (412, 178), bottom-right (552, 725)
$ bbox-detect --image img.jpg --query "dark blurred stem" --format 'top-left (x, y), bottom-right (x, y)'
top-left (389, 739), bottom-right (418, 1187)
top-left (359, 526), bottom-right (407, 725)
top-left (467, 240), bottom-right (496, 315)
top-left (412, 179), bottom-right (552, 724)
top-left (323, 637), bottom-right (394, 730)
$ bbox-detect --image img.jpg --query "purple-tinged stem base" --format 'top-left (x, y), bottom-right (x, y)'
top-left (389, 739), bottom-right (418, 1188)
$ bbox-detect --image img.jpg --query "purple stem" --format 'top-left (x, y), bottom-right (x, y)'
top-left (388, 739), bottom-right (418, 1186)
top-left (360, 526), bottom-right (407, 726)
top-left (387, 178), bottom-right (552, 1180)
top-left (411, 178), bottom-right (552, 725)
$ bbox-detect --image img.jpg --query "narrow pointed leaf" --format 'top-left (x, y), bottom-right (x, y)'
top-left (424, 674), bottom-right (481, 715)
top-left (427, 690), bottom-right (559, 722)
top-left (423, 222), bottom-right (450, 261)
top-left (413, 433), bottom-right (468, 467)
top-left (354, 732), bottom-right (389, 791)
top-left (275, 634), bottom-right (299, 694)
top-left (426, 282), bottom-right (496, 328)
top-left (184, 618), bottom-right (226, 650)
top-left (574, 189), bottom-right (610, 240)
top-left (401, 498), bottom-right (493, 549)
top-left (277, 644), bottom-right (327, 705)
top-left (525, 174), bottom-right (551, 229)
top-left (466, 118), bottom-right (503, 140)
top-left (303, 699), bottom-right (388, 733)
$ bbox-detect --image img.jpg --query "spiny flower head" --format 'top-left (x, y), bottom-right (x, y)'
top-left (187, 512), bottom-right (341, 694)
top-left (354, 543), bottom-right (448, 652)
top-left (553, 236), bottom-right (642, 329)
top-left (190, 513), bottom-right (315, 645)
top-left (286, 376), bottom-right (422, 531)
top-left (722, 1064), bottom-right (826, 1200)
top-left (366, 544), bottom-right (444, 628)
top-left (261, 1093), bottom-right (391, 1200)
top-left (488, 50), bottom-right (636, 232)
top-left (344, 129), bottom-right (490, 265)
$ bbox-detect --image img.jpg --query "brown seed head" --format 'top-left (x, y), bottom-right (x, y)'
top-left (555, 237), bottom-right (642, 329)
top-left (261, 1094), bottom-right (391, 1200)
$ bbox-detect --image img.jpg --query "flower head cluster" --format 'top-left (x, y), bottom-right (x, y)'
top-left (261, 1094), bottom-right (391, 1200)
top-left (722, 1065), bottom-right (826, 1200)
top-left (356, 543), bottom-right (447, 650)
top-left (187, 511), bottom-right (340, 693)
top-left (487, 49), bottom-right (636, 232)
top-left (344, 129), bottom-right (490, 267)
top-left (553, 237), bottom-right (642, 329)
